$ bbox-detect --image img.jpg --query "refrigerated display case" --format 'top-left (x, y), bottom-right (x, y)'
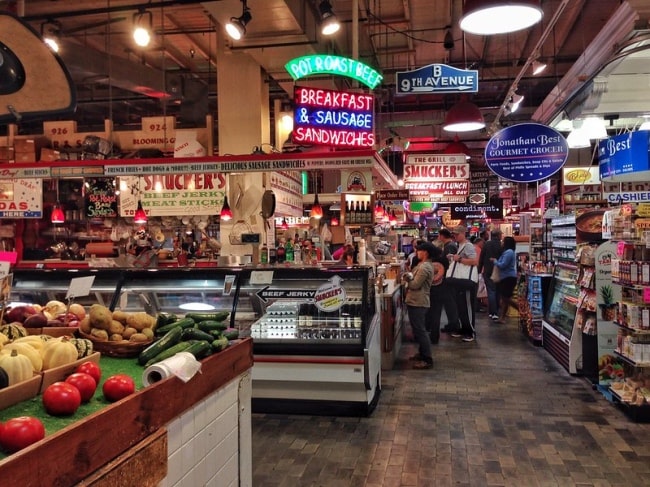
top-left (542, 261), bottom-right (583, 374)
top-left (244, 264), bottom-right (381, 416)
top-left (9, 264), bottom-right (382, 417)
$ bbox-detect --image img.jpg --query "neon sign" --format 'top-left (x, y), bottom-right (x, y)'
top-left (293, 86), bottom-right (375, 149)
top-left (285, 55), bottom-right (383, 90)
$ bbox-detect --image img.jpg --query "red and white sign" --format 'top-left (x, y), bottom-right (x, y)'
top-left (403, 157), bottom-right (470, 202)
top-left (269, 171), bottom-right (303, 216)
top-left (0, 179), bottom-right (42, 218)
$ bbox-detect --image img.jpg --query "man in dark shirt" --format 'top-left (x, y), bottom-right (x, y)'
top-left (478, 229), bottom-right (503, 321)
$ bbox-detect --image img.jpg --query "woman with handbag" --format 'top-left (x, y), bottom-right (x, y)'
top-left (490, 236), bottom-right (518, 323)
top-left (447, 226), bottom-right (479, 342)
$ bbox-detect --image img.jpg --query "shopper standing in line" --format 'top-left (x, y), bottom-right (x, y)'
top-left (447, 225), bottom-right (479, 342)
top-left (403, 241), bottom-right (436, 369)
top-left (426, 244), bottom-right (454, 344)
top-left (478, 229), bottom-right (503, 321)
top-left (491, 236), bottom-right (518, 323)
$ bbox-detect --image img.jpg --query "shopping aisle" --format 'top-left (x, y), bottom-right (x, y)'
top-left (251, 314), bottom-right (650, 487)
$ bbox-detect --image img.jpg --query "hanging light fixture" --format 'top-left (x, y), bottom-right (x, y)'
top-left (134, 200), bottom-right (148, 224)
top-left (220, 194), bottom-right (233, 221)
top-left (639, 116), bottom-right (650, 131)
top-left (132, 10), bottom-right (153, 47)
top-left (459, 0), bottom-right (543, 35)
top-left (281, 217), bottom-right (289, 230)
top-left (443, 135), bottom-right (471, 160)
top-left (41, 20), bottom-right (62, 53)
top-left (566, 126), bottom-right (591, 149)
top-left (581, 116), bottom-right (608, 140)
top-left (374, 200), bottom-right (385, 220)
top-left (50, 180), bottom-right (65, 224)
top-left (319, 1), bottom-right (341, 36)
top-left (330, 215), bottom-right (339, 226)
top-left (443, 100), bottom-right (485, 132)
top-left (225, 0), bottom-right (252, 41)
top-left (309, 193), bottom-right (323, 219)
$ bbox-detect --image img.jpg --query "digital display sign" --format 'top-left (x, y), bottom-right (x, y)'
top-left (292, 86), bottom-right (375, 149)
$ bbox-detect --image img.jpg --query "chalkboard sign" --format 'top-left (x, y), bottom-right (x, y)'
top-left (84, 178), bottom-right (117, 218)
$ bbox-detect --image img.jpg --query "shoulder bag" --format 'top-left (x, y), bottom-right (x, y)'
top-left (446, 244), bottom-right (479, 283)
top-left (490, 264), bottom-right (501, 283)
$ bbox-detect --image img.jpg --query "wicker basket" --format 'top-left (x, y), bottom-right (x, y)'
top-left (76, 330), bottom-right (154, 358)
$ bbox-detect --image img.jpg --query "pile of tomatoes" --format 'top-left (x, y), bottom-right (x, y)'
top-left (0, 361), bottom-right (136, 454)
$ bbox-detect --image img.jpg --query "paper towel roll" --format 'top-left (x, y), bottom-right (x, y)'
top-left (142, 352), bottom-right (202, 386)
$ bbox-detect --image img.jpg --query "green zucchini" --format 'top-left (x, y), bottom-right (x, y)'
top-left (185, 340), bottom-right (212, 360)
top-left (211, 336), bottom-right (229, 352)
top-left (138, 326), bottom-right (183, 365)
top-left (155, 312), bottom-right (178, 329)
top-left (143, 340), bottom-right (195, 368)
top-left (185, 311), bottom-right (230, 323)
top-left (181, 327), bottom-right (215, 342)
top-left (155, 317), bottom-right (195, 336)
top-left (196, 320), bottom-right (228, 333)
top-left (222, 328), bottom-right (240, 341)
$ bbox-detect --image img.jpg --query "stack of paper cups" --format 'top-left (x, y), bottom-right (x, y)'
top-left (142, 352), bottom-right (202, 386)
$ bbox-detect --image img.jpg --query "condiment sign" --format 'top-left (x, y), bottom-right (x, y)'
top-left (396, 63), bottom-right (478, 94)
top-left (285, 55), bottom-right (383, 90)
top-left (484, 123), bottom-right (569, 183)
top-left (292, 86), bottom-right (375, 149)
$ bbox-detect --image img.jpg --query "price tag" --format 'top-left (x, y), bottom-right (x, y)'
top-left (250, 270), bottom-right (273, 285)
top-left (0, 261), bottom-right (10, 280)
top-left (644, 287), bottom-right (650, 304)
top-left (616, 241), bottom-right (626, 257)
top-left (66, 276), bottom-right (96, 299)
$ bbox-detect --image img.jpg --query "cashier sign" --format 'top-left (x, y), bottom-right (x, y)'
top-left (314, 276), bottom-right (347, 312)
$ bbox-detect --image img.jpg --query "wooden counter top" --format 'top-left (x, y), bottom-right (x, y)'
top-left (0, 338), bottom-right (253, 486)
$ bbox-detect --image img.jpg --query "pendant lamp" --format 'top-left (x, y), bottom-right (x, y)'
top-left (220, 195), bottom-right (233, 221)
top-left (309, 192), bottom-right (323, 219)
top-left (443, 135), bottom-right (471, 160)
top-left (51, 180), bottom-right (65, 224)
top-left (443, 100), bottom-right (485, 132)
top-left (374, 200), bottom-right (385, 220)
top-left (460, 0), bottom-right (543, 35)
top-left (281, 217), bottom-right (289, 230)
top-left (134, 200), bottom-right (148, 224)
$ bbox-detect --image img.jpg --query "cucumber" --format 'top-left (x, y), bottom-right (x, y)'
top-left (196, 320), bottom-right (228, 333)
top-left (185, 311), bottom-right (230, 323)
top-left (222, 328), bottom-right (240, 341)
top-left (185, 340), bottom-right (212, 360)
top-left (138, 326), bottom-right (183, 365)
top-left (181, 327), bottom-right (215, 342)
top-left (211, 336), bottom-right (229, 352)
top-left (155, 317), bottom-right (195, 336)
top-left (143, 340), bottom-right (195, 368)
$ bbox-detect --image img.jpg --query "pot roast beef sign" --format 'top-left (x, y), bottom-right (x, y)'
top-left (485, 123), bottom-right (569, 183)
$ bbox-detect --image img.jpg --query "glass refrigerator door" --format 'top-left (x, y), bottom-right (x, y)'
top-left (544, 263), bottom-right (580, 338)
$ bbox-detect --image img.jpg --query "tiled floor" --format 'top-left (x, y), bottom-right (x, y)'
top-left (251, 313), bottom-right (650, 487)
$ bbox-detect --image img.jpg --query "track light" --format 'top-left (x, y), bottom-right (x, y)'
top-left (319, 1), bottom-right (341, 36)
top-left (41, 20), bottom-right (62, 53)
top-left (460, 0), bottom-right (543, 35)
top-left (532, 59), bottom-right (547, 75)
top-left (226, 0), bottom-right (252, 41)
top-left (133, 10), bottom-right (153, 47)
top-left (220, 195), bottom-right (233, 221)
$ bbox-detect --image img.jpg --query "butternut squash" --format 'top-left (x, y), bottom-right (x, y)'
top-left (0, 349), bottom-right (33, 385)
top-left (41, 338), bottom-right (78, 370)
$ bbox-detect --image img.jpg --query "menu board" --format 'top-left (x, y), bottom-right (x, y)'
top-left (84, 177), bottom-right (118, 218)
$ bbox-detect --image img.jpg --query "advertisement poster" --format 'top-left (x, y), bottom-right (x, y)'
top-left (594, 241), bottom-right (623, 386)
top-left (0, 178), bottom-right (43, 218)
top-left (119, 174), bottom-right (226, 218)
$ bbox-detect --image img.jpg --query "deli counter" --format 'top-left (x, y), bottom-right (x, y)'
top-left (10, 264), bottom-right (382, 416)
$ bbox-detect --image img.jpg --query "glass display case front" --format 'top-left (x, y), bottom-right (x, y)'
top-left (544, 262), bottom-right (580, 338)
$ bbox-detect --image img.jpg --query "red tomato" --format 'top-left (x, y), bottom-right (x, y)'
top-left (65, 372), bottom-right (97, 403)
top-left (76, 361), bottom-right (101, 385)
top-left (0, 416), bottom-right (45, 453)
top-left (102, 374), bottom-right (135, 402)
top-left (42, 382), bottom-right (82, 416)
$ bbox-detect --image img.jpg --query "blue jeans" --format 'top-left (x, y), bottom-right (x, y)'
top-left (484, 273), bottom-right (499, 316)
top-left (408, 305), bottom-right (432, 363)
